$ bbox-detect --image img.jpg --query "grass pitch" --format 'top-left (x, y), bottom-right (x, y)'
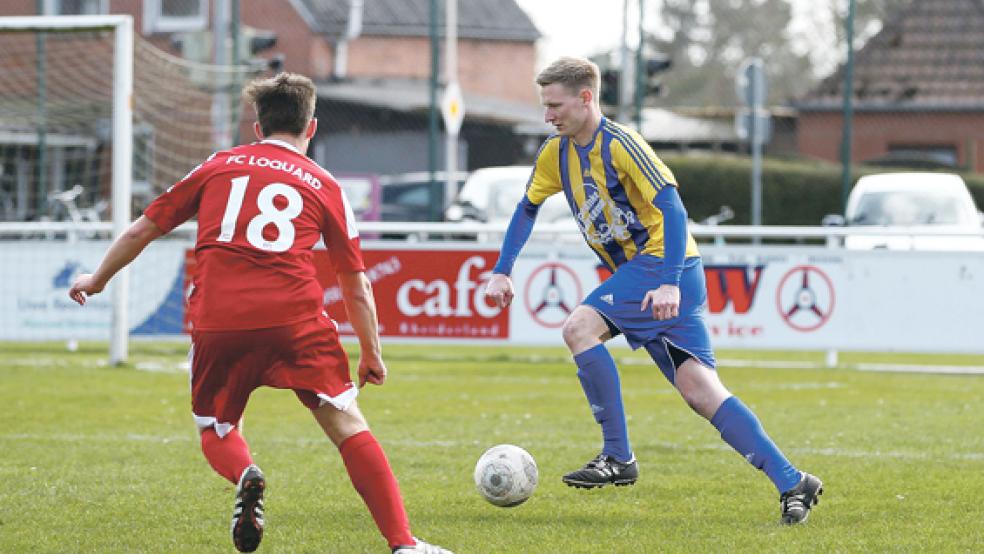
top-left (2, 341), bottom-right (983, 553)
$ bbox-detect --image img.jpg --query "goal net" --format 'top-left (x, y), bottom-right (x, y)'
top-left (0, 15), bottom-right (255, 363)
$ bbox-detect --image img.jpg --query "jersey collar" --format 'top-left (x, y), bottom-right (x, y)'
top-left (260, 139), bottom-right (302, 154)
top-left (574, 116), bottom-right (605, 152)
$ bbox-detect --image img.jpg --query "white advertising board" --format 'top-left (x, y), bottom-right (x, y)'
top-left (0, 240), bottom-right (188, 340)
top-left (505, 244), bottom-right (984, 353)
top-left (3, 239), bottom-right (983, 354)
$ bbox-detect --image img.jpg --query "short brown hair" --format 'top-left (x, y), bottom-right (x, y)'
top-left (536, 56), bottom-right (600, 98)
top-left (242, 72), bottom-right (316, 136)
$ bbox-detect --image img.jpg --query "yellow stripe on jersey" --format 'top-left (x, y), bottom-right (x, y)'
top-left (526, 136), bottom-right (562, 205)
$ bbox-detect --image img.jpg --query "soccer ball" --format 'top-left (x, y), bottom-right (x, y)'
top-left (473, 444), bottom-right (538, 507)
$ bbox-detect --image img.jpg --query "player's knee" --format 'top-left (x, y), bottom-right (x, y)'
top-left (313, 402), bottom-right (369, 446)
top-left (678, 386), bottom-right (708, 414)
top-left (561, 315), bottom-right (591, 350)
top-left (676, 368), bottom-right (729, 419)
top-left (675, 369), bottom-right (703, 410)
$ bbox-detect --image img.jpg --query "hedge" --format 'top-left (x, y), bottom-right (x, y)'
top-left (661, 153), bottom-right (984, 226)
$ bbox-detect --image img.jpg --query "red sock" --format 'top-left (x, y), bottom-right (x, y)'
top-left (200, 427), bottom-right (254, 484)
top-left (339, 431), bottom-right (414, 548)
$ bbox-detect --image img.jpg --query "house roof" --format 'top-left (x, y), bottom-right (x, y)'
top-left (314, 79), bottom-right (747, 143)
top-left (316, 77), bottom-right (551, 133)
top-left (638, 108), bottom-right (737, 143)
top-left (294, 0), bottom-right (540, 42)
top-left (797, 0), bottom-right (984, 111)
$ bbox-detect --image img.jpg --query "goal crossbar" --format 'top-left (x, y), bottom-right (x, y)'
top-left (0, 14), bottom-right (131, 31)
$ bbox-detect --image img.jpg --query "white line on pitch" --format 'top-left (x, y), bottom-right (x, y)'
top-left (2, 433), bottom-right (981, 462)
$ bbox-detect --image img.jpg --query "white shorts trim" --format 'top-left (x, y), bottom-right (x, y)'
top-left (193, 414), bottom-right (236, 438)
top-left (316, 385), bottom-right (359, 412)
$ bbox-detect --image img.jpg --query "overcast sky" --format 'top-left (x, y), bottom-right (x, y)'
top-left (513, 0), bottom-right (644, 68)
top-left (513, 0), bottom-right (846, 76)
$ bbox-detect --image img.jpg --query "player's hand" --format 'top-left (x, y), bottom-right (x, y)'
top-left (68, 273), bottom-right (105, 306)
top-left (641, 284), bottom-right (680, 320)
top-left (358, 353), bottom-right (387, 388)
top-left (485, 273), bottom-right (515, 308)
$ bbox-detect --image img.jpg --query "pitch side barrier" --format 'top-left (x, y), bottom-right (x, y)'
top-left (3, 222), bottom-right (984, 361)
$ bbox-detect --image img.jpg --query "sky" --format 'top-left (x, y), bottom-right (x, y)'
top-left (513, 0), bottom-right (645, 69)
top-left (513, 0), bottom-right (846, 77)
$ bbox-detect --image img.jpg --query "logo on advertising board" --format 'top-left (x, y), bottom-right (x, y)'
top-left (705, 265), bottom-right (764, 314)
top-left (52, 260), bottom-right (86, 289)
top-left (5, 255), bottom-right (113, 340)
top-left (522, 262), bottom-right (583, 328)
top-left (703, 264), bottom-right (765, 338)
top-left (17, 259), bottom-right (109, 314)
top-left (316, 249), bottom-right (507, 339)
top-left (775, 265), bottom-right (835, 332)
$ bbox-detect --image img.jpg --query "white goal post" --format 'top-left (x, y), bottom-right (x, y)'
top-left (0, 15), bottom-right (133, 364)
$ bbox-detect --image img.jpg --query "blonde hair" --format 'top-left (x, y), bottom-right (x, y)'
top-left (536, 56), bottom-right (600, 98)
top-left (242, 72), bottom-right (316, 136)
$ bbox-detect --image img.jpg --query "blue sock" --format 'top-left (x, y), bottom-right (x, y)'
top-left (573, 344), bottom-right (632, 462)
top-left (710, 396), bottom-right (802, 493)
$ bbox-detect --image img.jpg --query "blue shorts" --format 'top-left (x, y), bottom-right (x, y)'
top-left (583, 255), bottom-right (716, 381)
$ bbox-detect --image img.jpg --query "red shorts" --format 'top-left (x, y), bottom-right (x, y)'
top-left (189, 314), bottom-right (357, 436)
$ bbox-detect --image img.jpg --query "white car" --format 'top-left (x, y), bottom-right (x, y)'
top-left (828, 172), bottom-right (984, 250)
top-left (444, 165), bottom-right (572, 225)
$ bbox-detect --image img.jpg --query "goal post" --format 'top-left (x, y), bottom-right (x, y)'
top-left (0, 15), bottom-right (133, 364)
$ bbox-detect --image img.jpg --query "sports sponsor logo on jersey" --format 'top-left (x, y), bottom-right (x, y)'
top-left (576, 182), bottom-right (636, 247)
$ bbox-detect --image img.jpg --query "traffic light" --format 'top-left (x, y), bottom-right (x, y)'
top-left (600, 69), bottom-right (620, 107)
top-left (238, 25), bottom-right (278, 66)
top-left (643, 54), bottom-right (672, 97)
top-left (170, 26), bottom-right (280, 75)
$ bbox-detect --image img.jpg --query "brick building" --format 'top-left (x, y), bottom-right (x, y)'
top-left (795, 0), bottom-right (984, 173)
top-left (0, 0), bottom-right (545, 220)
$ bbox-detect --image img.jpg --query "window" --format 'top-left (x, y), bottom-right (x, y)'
top-left (884, 144), bottom-right (958, 168)
top-left (43, 0), bottom-right (108, 15)
top-left (384, 183), bottom-right (431, 208)
top-left (143, 0), bottom-right (208, 34)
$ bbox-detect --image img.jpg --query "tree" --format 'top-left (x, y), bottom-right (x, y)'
top-left (641, 0), bottom-right (908, 107)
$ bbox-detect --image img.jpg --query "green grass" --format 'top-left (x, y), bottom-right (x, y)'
top-left (2, 341), bottom-right (984, 553)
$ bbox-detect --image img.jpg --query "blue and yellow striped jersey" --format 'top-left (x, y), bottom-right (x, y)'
top-left (525, 117), bottom-right (700, 271)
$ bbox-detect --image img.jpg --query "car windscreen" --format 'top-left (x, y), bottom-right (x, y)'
top-left (489, 181), bottom-right (570, 222)
top-left (851, 191), bottom-right (969, 226)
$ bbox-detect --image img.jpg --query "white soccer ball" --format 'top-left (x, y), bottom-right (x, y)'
top-left (473, 444), bottom-right (538, 507)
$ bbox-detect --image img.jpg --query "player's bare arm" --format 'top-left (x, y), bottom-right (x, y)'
top-left (68, 216), bottom-right (164, 305)
top-left (336, 271), bottom-right (387, 387)
top-left (640, 284), bottom-right (680, 321)
top-left (484, 273), bottom-right (515, 308)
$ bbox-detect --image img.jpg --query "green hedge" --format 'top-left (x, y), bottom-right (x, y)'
top-left (662, 153), bottom-right (984, 226)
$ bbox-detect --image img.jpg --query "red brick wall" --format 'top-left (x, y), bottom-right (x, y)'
top-left (237, 2), bottom-right (328, 79)
top-left (458, 39), bottom-right (538, 105)
top-left (1, 0), bottom-right (36, 15)
top-left (2, 1), bottom-right (539, 106)
top-left (347, 36), bottom-right (539, 105)
top-left (797, 111), bottom-right (984, 173)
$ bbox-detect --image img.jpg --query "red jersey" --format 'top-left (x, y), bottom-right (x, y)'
top-left (144, 139), bottom-right (365, 331)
